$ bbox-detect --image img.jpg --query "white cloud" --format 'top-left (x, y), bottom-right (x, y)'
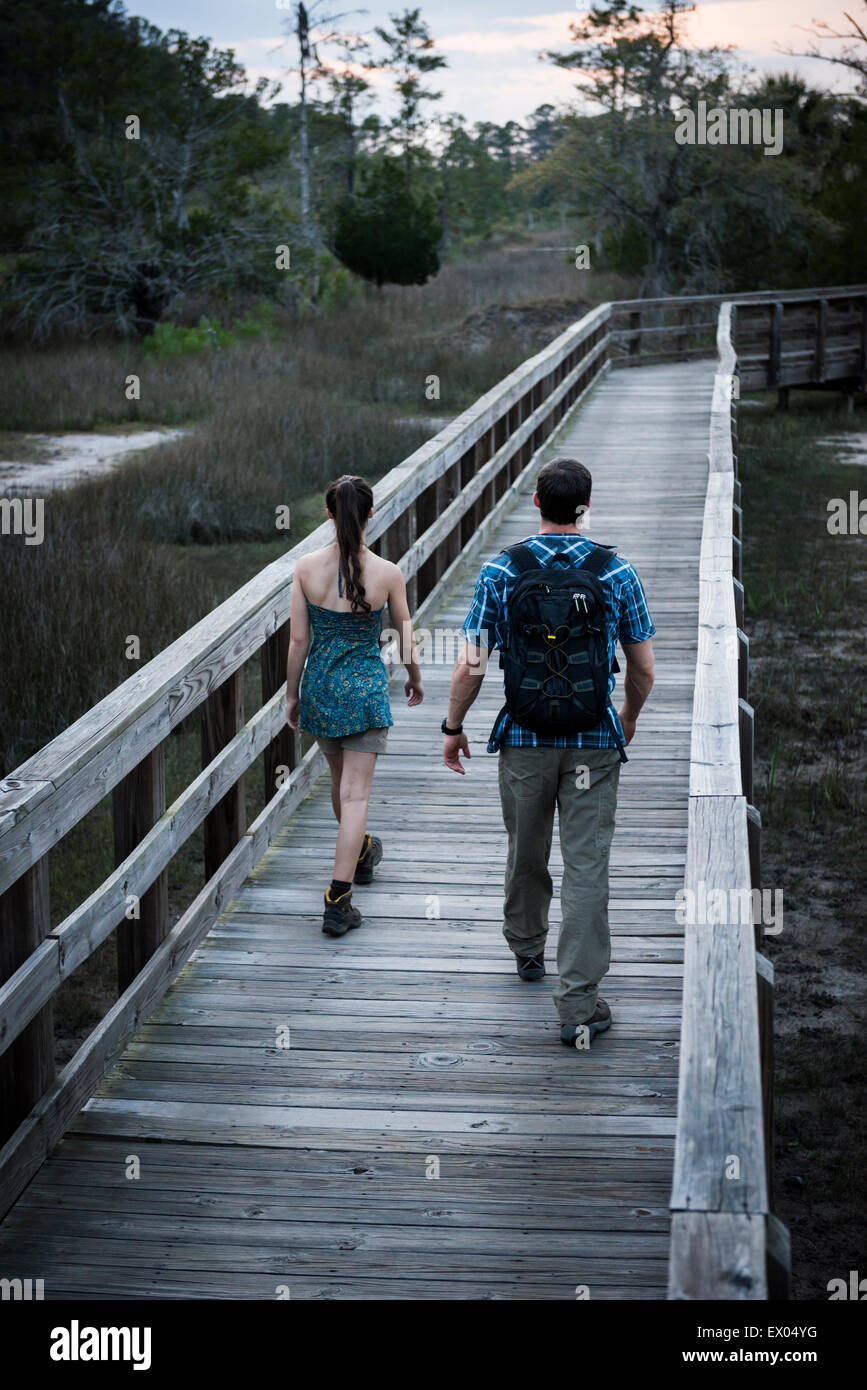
top-left (227, 2), bottom-right (857, 124)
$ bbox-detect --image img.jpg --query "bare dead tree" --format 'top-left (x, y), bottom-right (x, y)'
top-left (782, 3), bottom-right (867, 95)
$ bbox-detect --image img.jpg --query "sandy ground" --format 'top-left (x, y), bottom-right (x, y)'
top-left (0, 427), bottom-right (188, 491)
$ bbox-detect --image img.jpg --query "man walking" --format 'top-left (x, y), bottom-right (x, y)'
top-left (441, 457), bottom-right (655, 1046)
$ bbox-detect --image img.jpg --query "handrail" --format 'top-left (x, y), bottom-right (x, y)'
top-left (608, 285), bottom-right (867, 389)
top-left (667, 302), bottom-right (789, 1300)
top-left (610, 284), bottom-right (867, 312)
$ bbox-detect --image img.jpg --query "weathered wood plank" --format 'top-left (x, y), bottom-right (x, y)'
top-left (671, 795), bottom-right (767, 1215)
top-left (113, 746), bottom-right (168, 994)
top-left (668, 1213), bottom-right (768, 1300)
top-left (0, 859), bottom-right (54, 1146)
top-left (201, 668), bottom-right (246, 880)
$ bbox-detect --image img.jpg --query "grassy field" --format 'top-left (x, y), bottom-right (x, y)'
top-left (0, 237), bottom-right (631, 1059)
top-left (739, 389), bottom-right (867, 1299)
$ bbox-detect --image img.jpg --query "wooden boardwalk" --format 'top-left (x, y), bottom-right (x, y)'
top-left (0, 361), bottom-right (715, 1300)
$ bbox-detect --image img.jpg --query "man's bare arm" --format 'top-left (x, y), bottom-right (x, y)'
top-left (618, 637), bottom-right (654, 745)
top-left (442, 640), bottom-right (487, 774)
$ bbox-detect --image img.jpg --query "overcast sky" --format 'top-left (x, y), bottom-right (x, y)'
top-left (128, 1), bottom-right (855, 125)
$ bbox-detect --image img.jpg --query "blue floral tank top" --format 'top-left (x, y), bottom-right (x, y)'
top-left (299, 600), bottom-right (393, 738)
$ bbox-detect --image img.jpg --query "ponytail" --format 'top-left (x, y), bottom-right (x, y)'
top-left (325, 474), bottom-right (373, 614)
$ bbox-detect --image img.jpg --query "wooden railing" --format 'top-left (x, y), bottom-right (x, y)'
top-left (0, 302), bottom-right (612, 1217)
top-left (610, 286), bottom-right (867, 391)
top-left (667, 302), bottom-right (790, 1300)
top-left (1, 282), bottom-right (861, 1279)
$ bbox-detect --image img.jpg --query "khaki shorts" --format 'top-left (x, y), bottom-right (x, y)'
top-left (316, 726), bottom-right (389, 756)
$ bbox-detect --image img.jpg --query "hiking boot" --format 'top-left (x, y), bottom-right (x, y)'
top-left (322, 889), bottom-right (363, 937)
top-left (517, 953), bottom-right (546, 981)
top-left (560, 999), bottom-right (612, 1047)
top-left (353, 833), bottom-right (383, 885)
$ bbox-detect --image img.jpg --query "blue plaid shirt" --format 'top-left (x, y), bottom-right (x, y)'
top-left (463, 533), bottom-right (656, 753)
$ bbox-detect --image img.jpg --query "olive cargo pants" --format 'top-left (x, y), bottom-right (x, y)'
top-left (498, 745), bottom-right (622, 1025)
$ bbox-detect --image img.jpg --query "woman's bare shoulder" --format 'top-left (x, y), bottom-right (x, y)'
top-left (297, 544), bottom-right (334, 572)
top-left (366, 552), bottom-right (403, 582)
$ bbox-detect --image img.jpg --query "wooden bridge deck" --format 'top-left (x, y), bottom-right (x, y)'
top-left (0, 360), bottom-right (716, 1300)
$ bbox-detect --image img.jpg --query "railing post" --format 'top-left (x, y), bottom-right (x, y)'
top-left (737, 628), bottom-right (749, 702)
top-left (815, 298), bottom-right (828, 383)
top-left (477, 424), bottom-right (498, 523)
top-left (201, 669), bottom-right (246, 881)
top-left (261, 621), bottom-right (300, 803)
top-left (113, 747), bottom-right (169, 993)
top-left (443, 460), bottom-right (462, 568)
top-left (767, 1214), bottom-right (791, 1299)
top-left (677, 305), bottom-right (690, 357)
top-left (756, 952), bottom-right (775, 1200)
top-left (415, 475), bottom-right (447, 605)
top-left (732, 577), bottom-right (745, 629)
top-left (458, 446), bottom-right (476, 549)
top-left (493, 413), bottom-right (509, 502)
top-left (472, 430), bottom-right (489, 533)
top-left (382, 509), bottom-right (416, 610)
top-left (0, 858), bottom-right (54, 1145)
top-left (628, 308), bottom-right (642, 359)
top-left (768, 302), bottom-right (783, 387)
top-left (518, 387), bottom-right (535, 470)
top-left (744, 806), bottom-right (755, 900)
top-left (738, 697), bottom-right (754, 804)
top-left (506, 404), bottom-right (520, 483)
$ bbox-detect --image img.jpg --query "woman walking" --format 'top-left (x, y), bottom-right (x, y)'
top-left (285, 475), bottom-right (423, 936)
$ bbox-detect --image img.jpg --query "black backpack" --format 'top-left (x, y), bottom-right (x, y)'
top-left (495, 541), bottom-right (625, 756)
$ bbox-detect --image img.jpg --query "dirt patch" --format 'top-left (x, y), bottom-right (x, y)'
top-left (0, 426), bottom-right (189, 491)
top-left (448, 296), bottom-right (591, 355)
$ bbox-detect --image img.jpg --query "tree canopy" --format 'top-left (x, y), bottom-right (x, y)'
top-left (1, 0), bottom-right (864, 336)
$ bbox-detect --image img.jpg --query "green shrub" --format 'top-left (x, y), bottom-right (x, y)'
top-left (233, 301), bottom-right (281, 340)
top-left (142, 317), bottom-right (238, 360)
top-left (316, 265), bottom-right (362, 312)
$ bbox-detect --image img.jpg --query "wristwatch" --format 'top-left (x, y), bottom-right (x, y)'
top-left (441, 718), bottom-right (463, 736)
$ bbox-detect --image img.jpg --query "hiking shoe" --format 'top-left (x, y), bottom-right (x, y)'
top-left (560, 999), bottom-right (612, 1047)
top-left (353, 833), bottom-right (383, 885)
top-left (322, 889), bottom-right (363, 937)
top-left (517, 953), bottom-right (546, 981)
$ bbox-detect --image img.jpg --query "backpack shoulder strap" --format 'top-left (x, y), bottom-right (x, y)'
top-left (505, 543), bottom-right (541, 577)
top-left (577, 542), bottom-right (617, 579)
